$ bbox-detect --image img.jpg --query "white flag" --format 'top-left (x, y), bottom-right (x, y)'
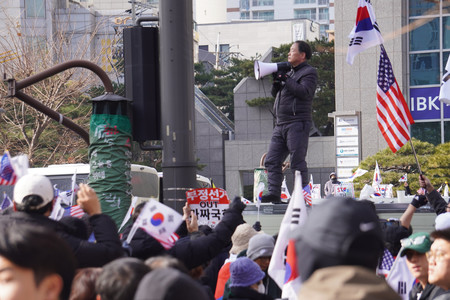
top-left (347, 0), bottom-right (384, 65)
top-left (281, 177), bottom-right (291, 203)
top-left (118, 196), bottom-right (138, 232)
top-left (386, 254), bottom-right (416, 300)
top-left (372, 161), bottom-right (382, 187)
top-left (439, 56), bottom-right (450, 105)
top-left (268, 171), bottom-right (307, 299)
top-left (350, 168), bottom-right (369, 181)
top-left (128, 199), bottom-right (183, 249)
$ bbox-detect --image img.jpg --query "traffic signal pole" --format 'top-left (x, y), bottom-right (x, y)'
top-left (159, 0), bottom-right (197, 212)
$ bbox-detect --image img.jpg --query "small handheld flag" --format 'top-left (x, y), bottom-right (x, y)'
top-left (128, 200), bottom-right (183, 249)
top-left (1, 193), bottom-right (12, 210)
top-left (0, 151), bottom-right (17, 185)
top-left (399, 174), bottom-right (408, 183)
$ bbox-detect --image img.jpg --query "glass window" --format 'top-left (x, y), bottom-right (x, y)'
top-left (294, 0), bottom-right (316, 4)
top-left (409, 18), bottom-right (439, 51)
top-left (294, 8), bottom-right (316, 20)
top-left (252, 0), bottom-right (273, 6)
top-left (319, 8), bottom-right (328, 20)
top-left (320, 24), bottom-right (329, 37)
top-left (443, 52), bottom-right (450, 70)
top-left (25, 0), bottom-right (45, 18)
top-left (445, 121), bottom-right (450, 142)
top-left (410, 52), bottom-right (440, 86)
top-left (199, 45), bottom-right (209, 51)
top-left (411, 122), bottom-right (441, 145)
top-left (240, 0), bottom-right (250, 10)
top-left (253, 10), bottom-right (274, 20)
top-left (318, 0), bottom-right (328, 5)
top-left (240, 11), bottom-right (250, 19)
top-left (409, 0), bottom-right (439, 17)
top-left (444, 17), bottom-right (450, 50)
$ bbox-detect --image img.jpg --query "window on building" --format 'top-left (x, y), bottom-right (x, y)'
top-left (409, 18), bottom-right (439, 51)
top-left (240, 0), bottom-right (250, 10)
top-left (409, 1), bottom-right (450, 144)
top-left (240, 11), bottom-right (250, 19)
top-left (294, 8), bottom-right (316, 20)
top-left (443, 17), bottom-right (450, 49)
top-left (199, 45), bottom-right (209, 51)
top-left (445, 121), bottom-right (450, 142)
top-left (409, 0), bottom-right (438, 17)
top-left (25, 0), bottom-right (45, 18)
top-left (320, 24), bottom-right (329, 38)
top-left (411, 122), bottom-right (441, 145)
top-left (409, 52), bottom-right (440, 86)
top-left (253, 10), bottom-right (274, 20)
top-left (294, 0), bottom-right (316, 4)
top-left (318, 0), bottom-right (329, 5)
top-left (252, 0), bottom-right (274, 6)
top-left (319, 8), bottom-right (328, 20)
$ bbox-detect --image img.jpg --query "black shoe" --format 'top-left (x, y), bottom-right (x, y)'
top-left (260, 194), bottom-right (281, 203)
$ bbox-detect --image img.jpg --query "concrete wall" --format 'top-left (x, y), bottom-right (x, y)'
top-left (195, 109), bottom-right (227, 188)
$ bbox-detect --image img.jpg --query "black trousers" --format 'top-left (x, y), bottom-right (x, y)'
top-left (264, 121), bottom-right (311, 196)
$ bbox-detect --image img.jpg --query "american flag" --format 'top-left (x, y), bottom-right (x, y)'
top-left (303, 185), bottom-right (312, 206)
top-left (64, 205), bottom-right (85, 218)
top-left (377, 248), bottom-right (395, 278)
top-left (377, 45), bottom-right (414, 153)
top-left (1, 193), bottom-right (12, 210)
top-left (0, 151), bottom-right (17, 185)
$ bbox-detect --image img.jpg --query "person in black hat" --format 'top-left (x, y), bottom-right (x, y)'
top-left (295, 197), bottom-right (400, 300)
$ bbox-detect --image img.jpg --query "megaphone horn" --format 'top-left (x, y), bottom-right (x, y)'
top-left (254, 61), bottom-right (291, 80)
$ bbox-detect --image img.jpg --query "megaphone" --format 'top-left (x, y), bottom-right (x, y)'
top-left (254, 61), bottom-right (291, 80)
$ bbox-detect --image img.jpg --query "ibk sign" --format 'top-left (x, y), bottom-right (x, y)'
top-left (410, 87), bottom-right (450, 120)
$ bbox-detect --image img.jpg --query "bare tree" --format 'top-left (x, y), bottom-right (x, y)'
top-left (0, 4), bottom-right (108, 166)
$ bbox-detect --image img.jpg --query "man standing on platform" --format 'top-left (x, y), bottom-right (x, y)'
top-left (261, 40), bottom-right (318, 203)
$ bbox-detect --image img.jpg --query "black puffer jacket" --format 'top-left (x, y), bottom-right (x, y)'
top-left (0, 212), bottom-right (124, 268)
top-left (272, 61), bottom-right (318, 124)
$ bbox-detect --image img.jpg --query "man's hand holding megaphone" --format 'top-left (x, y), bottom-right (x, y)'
top-left (274, 71), bottom-right (289, 82)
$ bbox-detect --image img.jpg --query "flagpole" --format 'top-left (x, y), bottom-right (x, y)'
top-left (409, 139), bottom-right (422, 175)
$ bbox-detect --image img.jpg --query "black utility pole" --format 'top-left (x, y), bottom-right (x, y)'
top-left (159, 0), bottom-right (197, 212)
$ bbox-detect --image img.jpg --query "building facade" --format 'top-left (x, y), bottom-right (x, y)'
top-left (226, 0), bottom-right (334, 38)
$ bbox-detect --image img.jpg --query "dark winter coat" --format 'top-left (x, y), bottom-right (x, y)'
top-left (228, 286), bottom-right (274, 300)
top-left (409, 282), bottom-right (449, 300)
top-left (426, 189), bottom-right (448, 215)
top-left (0, 211), bottom-right (124, 268)
top-left (271, 61), bottom-right (318, 124)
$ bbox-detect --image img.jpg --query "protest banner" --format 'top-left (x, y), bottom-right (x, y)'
top-left (186, 188), bottom-right (230, 228)
top-left (333, 183), bottom-right (355, 198)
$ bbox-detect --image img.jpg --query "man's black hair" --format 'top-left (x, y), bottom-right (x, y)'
top-left (95, 257), bottom-right (150, 300)
top-left (15, 194), bottom-right (53, 215)
top-left (0, 223), bottom-right (76, 300)
top-left (295, 40), bottom-right (312, 60)
top-left (431, 228), bottom-right (450, 242)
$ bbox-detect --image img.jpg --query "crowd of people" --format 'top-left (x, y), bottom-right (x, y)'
top-left (1, 171), bottom-right (450, 300)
